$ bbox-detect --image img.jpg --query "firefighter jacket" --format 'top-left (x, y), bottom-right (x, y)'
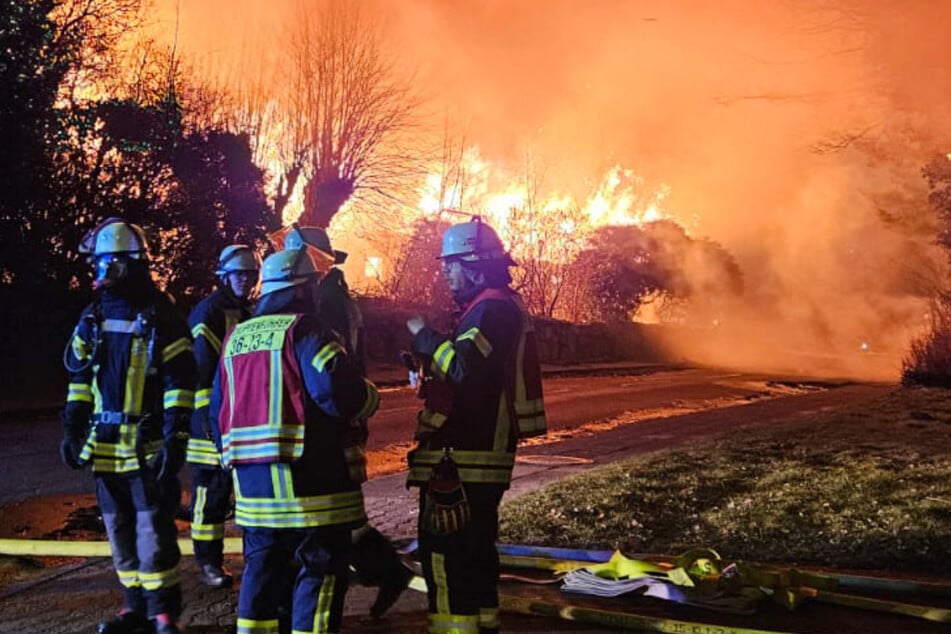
top-left (63, 288), bottom-right (197, 475)
top-left (186, 287), bottom-right (250, 469)
top-left (210, 310), bottom-right (379, 529)
top-left (407, 287), bottom-right (546, 490)
top-left (316, 268), bottom-right (369, 482)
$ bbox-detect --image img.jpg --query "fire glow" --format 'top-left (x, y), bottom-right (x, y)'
top-left (415, 148), bottom-right (674, 265)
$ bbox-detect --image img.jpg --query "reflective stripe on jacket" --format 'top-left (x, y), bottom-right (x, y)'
top-left (211, 309), bottom-right (377, 529)
top-left (407, 287), bottom-right (545, 489)
top-left (63, 290), bottom-right (196, 475)
top-left (218, 314), bottom-right (308, 465)
top-left (187, 288), bottom-right (249, 467)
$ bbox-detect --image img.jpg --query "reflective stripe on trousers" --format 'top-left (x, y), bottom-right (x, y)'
top-left (419, 485), bottom-right (504, 634)
top-left (97, 473), bottom-right (182, 619)
top-left (238, 525), bottom-right (351, 634)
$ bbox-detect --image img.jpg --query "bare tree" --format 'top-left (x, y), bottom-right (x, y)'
top-left (237, 0), bottom-right (423, 227)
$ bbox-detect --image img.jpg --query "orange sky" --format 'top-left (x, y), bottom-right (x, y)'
top-left (148, 0), bottom-right (951, 379)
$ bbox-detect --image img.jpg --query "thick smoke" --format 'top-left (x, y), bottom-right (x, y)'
top-left (153, 0), bottom-right (951, 380)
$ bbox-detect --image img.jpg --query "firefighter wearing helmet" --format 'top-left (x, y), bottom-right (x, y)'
top-left (62, 218), bottom-right (197, 634)
top-left (209, 247), bottom-right (380, 633)
top-left (405, 216), bottom-right (547, 634)
top-left (185, 244), bottom-right (261, 589)
top-left (280, 225), bottom-right (415, 618)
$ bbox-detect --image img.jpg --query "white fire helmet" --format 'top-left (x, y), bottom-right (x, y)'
top-left (216, 245), bottom-right (261, 276)
top-left (79, 217), bottom-right (149, 260)
top-left (439, 216), bottom-right (515, 265)
top-left (284, 225), bottom-right (348, 264)
top-left (260, 249), bottom-right (318, 297)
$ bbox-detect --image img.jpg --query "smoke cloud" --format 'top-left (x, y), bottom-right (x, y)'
top-left (152, 0), bottom-right (951, 380)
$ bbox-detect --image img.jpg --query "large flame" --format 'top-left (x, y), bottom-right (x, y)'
top-left (415, 148), bottom-right (675, 265)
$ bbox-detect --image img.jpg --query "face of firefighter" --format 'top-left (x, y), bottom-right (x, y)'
top-left (222, 270), bottom-right (259, 299)
top-left (93, 254), bottom-right (132, 290)
top-left (441, 258), bottom-right (470, 294)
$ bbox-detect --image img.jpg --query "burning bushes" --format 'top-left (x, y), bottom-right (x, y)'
top-left (902, 300), bottom-right (951, 387)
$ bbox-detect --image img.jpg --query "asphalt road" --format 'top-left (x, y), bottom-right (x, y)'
top-left (0, 367), bottom-right (916, 634)
top-left (0, 367), bottom-right (874, 507)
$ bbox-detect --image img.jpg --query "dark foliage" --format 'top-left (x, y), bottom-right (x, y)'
top-left (903, 156), bottom-right (951, 387)
top-left (0, 1), bottom-right (276, 382)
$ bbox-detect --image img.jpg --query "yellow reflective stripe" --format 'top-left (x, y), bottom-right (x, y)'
top-left (124, 336), bottom-right (148, 415)
top-left (411, 449), bottom-right (515, 467)
top-left (479, 607), bottom-right (500, 630)
top-left (270, 463), bottom-right (296, 500)
top-left (515, 397), bottom-right (545, 415)
top-left (266, 349), bottom-right (281, 426)
top-left (314, 573), bottom-right (336, 633)
top-left (355, 380), bottom-right (379, 420)
top-left (409, 466), bottom-right (512, 485)
top-left (225, 356), bottom-right (236, 428)
top-left (191, 484), bottom-right (225, 539)
top-left (161, 337), bottom-right (192, 364)
top-left (234, 505), bottom-right (366, 528)
top-left (312, 341), bottom-right (345, 373)
top-left (191, 522), bottom-right (225, 541)
top-left (409, 448), bottom-right (515, 484)
top-left (116, 568), bottom-right (140, 588)
top-left (433, 552), bottom-right (450, 615)
top-left (67, 383), bottom-right (93, 403)
top-left (237, 617), bottom-right (280, 634)
top-left (139, 567), bottom-right (179, 590)
top-left (191, 322), bottom-right (222, 355)
top-left (431, 340), bottom-right (455, 378)
top-left (164, 389), bottom-right (194, 410)
top-left (233, 489), bottom-right (366, 528)
top-left (187, 438), bottom-right (221, 466)
top-left (428, 613), bottom-right (480, 633)
top-left (78, 427), bottom-right (97, 463)
top-left (455, 327), bottom-right (492, 358)
top-left (235, 489), bottom-right (363, 512)
top-left (195, 388), bottom-right (212, 409)
top-left (192, 485), bottom-right (207, 535)
top-left (71, 335), bottom-right (91, 361)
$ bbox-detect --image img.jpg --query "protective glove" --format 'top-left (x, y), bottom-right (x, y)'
top-left (59, 438), bottom-right (84, 470)
top-left (414, 410), bottom-right (444, 443)
top-left (149, 436), bottom-right (187, 480)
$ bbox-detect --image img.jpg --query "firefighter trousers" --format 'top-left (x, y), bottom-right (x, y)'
top-left (189, 465), bottom-right (232, 566)
top-left (237, 525), bottom-right (351, 634)
top-left (418, 485), bottom-right (505, 634)
top-left (97, 472), bottom-right (182, 619)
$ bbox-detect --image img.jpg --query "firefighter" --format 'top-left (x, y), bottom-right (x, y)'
top-left (283, 226), bottom-right (413, 618)
top-left (405, 217), bottom-right (547, 634)
top-left (186, 244), bottom-right (261, 588)
top-left (210, 248), bottom-right (380, 634)
top-left (61, 217), bottom-right (196, 634)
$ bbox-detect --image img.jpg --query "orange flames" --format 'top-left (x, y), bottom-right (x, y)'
top-left (414, 148), bottom-right (676, 268)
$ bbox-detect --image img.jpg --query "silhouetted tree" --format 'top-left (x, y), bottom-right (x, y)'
top-left (230, 0), bottom-right (423, 227)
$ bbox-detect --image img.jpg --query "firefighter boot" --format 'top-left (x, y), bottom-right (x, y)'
top-left (199, 562), bottom-right (233, 588)
top-left (97, 611), bottom-right (154, 634)
top-left (352, 526), bottom-right (414, 618)
top-left (152, 614), bottom-right (180, 634)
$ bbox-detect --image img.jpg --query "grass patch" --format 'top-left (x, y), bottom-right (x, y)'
top-left (500, 387), bottom-right (951, 573)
